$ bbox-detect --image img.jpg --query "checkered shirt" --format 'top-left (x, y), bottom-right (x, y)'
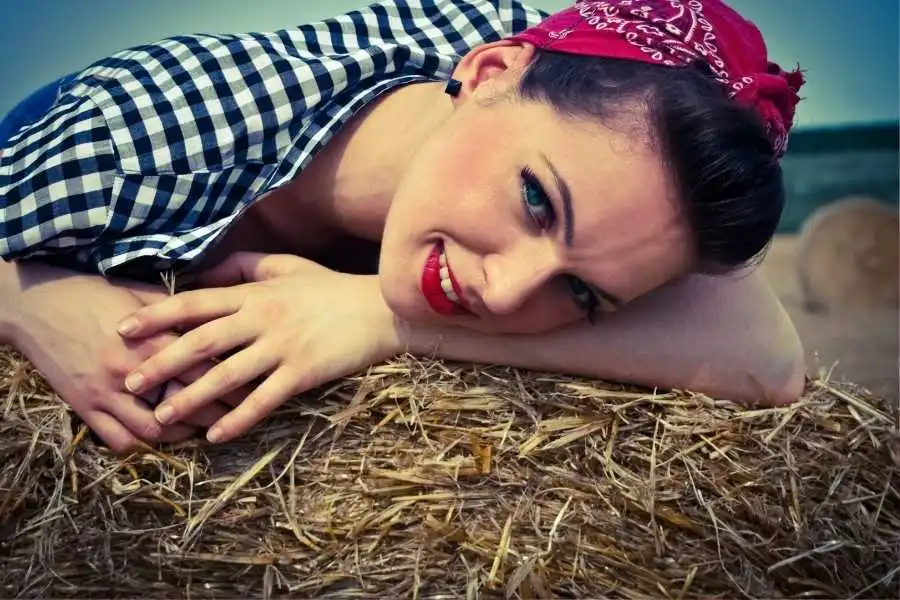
top-left (0, 1), bottom-right (545, 277)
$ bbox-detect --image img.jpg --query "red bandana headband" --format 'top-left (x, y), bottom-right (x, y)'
top-left (507, 0), bottom-right (805, 158)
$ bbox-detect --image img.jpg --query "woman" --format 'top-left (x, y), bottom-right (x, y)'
top-left (0, 0), bottom-right (806, 451)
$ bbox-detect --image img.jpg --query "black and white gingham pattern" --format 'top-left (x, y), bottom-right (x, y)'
top-left (0, 1), bottom-right (546, 276)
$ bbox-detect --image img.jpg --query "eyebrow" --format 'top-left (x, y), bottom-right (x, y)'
top-left (541, 152), bottom-right (575, 248)
top-left (540, 152), bottom-right (624, 309)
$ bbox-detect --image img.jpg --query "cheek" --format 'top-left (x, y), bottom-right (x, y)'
top-left (394, 144), bottom-right (487, 222)
top-left (395, 161), bottom-right (513, 253)
top-left (411, 115), bottom-right (515, 210)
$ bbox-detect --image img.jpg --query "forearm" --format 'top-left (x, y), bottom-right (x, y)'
top-left (0, 259), bottom-right (28, 345)
top-left (0, 259), bottom-right (152, 349)
top-left (0, 259), bottom-right (94, 346)
top-left (398, 272), bottom-right (806, 406)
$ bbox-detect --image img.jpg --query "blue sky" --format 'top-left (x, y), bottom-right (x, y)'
top-left (0, 0), bottom-right (896, 128)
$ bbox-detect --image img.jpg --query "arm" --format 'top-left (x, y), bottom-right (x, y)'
top-left (0, 261), bottom-right (18, 344)
top-left (117, 256), bottom-right (804, 445)
top-left (399, 270), bottom-right (806, 406)
top-left (0, 259), bottom-right (184, 449)
top-left (0, 259), bottom-right (239, 450)
top-left (0, 78), bottom-right (250, 449)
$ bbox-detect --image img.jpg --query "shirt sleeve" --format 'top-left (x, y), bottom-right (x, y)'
top-left (0, 92), bottom-right (117, 273)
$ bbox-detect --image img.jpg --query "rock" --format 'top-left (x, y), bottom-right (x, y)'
top-left (797, 196), bottom-right (899, 312)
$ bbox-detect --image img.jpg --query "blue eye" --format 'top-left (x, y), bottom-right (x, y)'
top-left (565, 274), bottom-right (599, 321)
top-left (521, 168), bottom-right (597, 322)
top-left (521, 168), bottom-right (554, 230)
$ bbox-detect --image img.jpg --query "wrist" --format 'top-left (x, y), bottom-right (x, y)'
top-left (389, 313), bottom-right (453, 359)
top-left (0, 259), bottom-right (107, 347)
top-left (363, 276), bottom-right (440, 358)
top-left (358, 274), bottom-right (406, 357)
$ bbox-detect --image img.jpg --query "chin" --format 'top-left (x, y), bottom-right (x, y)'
top-left (378, 274), bottom-right (424, 322)
top-left (379, 244), bottom-right (447, 324)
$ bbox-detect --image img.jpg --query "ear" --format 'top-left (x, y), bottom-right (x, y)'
top-left (448, 40), bottom-right (537, 104)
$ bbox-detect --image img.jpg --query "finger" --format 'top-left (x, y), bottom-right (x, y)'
top-left (153, 345), bottom-right (278, 427)
top-left (196, 252), bottom-right (307, 286)
top-left (156, 422), bottom-right (202, 444)
top-left (90, 406), bottom-right (197, 447)
top-left (108, 392), bottom-right (194, 442)
top-left (206, 367), bottom-right (300, 444)
top-left (123, 316), bottom-right (254, 396)
top-left (117, 288), bottom-right (242, 339)
top-left (173, 380), bottom-right (233, 429)
top-left (177, 361), bottom-right (253, 410)
top-left (180, 402), bottom-right (231, 429)
top-left (153, 378), bottom-right (231, 429)
top-left (194, 252), bottom-right (268, 286)
top-left (81, 410), bottom-right (139, 454)
top-left (138, 363), bottom-right (251, 425)
top-left (126, 333), bottom-right (250, 409)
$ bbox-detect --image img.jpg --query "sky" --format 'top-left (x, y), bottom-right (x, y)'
top-left (0, 0), bottom-right (896, 129)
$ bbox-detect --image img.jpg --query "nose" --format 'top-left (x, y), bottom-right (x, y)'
top-left (480, 241), bottom-right (561, 315)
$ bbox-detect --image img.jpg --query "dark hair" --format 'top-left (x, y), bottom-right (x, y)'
top-left (517, 50), bottom-right (784, 274)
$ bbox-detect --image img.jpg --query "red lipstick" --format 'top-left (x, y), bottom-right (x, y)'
top-left (421, 242), bottom-right (467, 316)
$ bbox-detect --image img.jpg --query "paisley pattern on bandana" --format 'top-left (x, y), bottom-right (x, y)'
top-left (573, 1), bottom-right (749, 92)
top-left (508, 0), bottom-right (805, 158)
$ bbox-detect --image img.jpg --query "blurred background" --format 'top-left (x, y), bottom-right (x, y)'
top-left (0, 0), bottom-right (897, 400)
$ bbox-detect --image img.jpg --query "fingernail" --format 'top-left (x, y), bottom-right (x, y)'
top-left (155, 404), bottom-right (175, 425)
top-left (125, 372), bottom-right (145, 393)
top-left (207, 426), bottom-right (223, 444)
top-left (118, 318), bottom-right (139, 335)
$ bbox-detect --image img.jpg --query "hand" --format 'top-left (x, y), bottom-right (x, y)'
top-left (8, 261), bottom-right (241, 452)
top-left (117, 252), bottom-right (403, 444)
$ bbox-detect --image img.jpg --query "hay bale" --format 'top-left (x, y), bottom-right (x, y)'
top-left (1, 345), bottom-right (898, 599)
top-left (797, 196), bottom-right (899, 312)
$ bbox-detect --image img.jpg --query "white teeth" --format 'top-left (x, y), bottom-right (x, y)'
top-left (437, 248), bottom-right (460, 304)
top-left (433, 246), bottom-right (463, 305)
top-left (440, 277), bottom-right (460, 303)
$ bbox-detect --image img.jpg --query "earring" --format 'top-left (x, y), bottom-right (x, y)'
top-left (444, 78), bottom-right (462, 97)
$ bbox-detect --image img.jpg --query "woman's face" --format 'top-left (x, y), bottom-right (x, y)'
top-left (378, 50), bottom-right (695, 335)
